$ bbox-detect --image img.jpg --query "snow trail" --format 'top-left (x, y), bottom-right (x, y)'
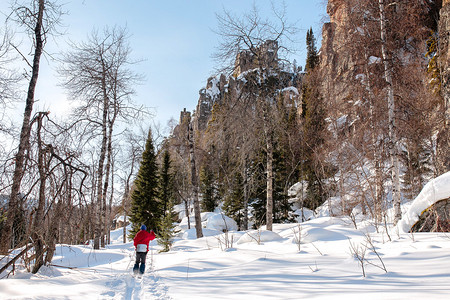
top-left (122, 247), bottom-right (171, 300)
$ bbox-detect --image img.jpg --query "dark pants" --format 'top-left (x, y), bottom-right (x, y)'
top-left (133, 252), bottom-right (147, 274)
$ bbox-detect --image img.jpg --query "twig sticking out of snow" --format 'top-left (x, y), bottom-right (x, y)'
top-left (308, 261), bottom-right (318, 273)
top-left (292, 224), bottom-right (302, 252)
top-left (364, 234), bottom-right (387, 274)
top-left (310, 241), bottom-right (323, 256)
top-left (349, 234), bottom-right (388, 278)
top-left (348, 238), bottom-right (367, 277)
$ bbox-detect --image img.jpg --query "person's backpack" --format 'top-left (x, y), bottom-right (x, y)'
top-left (136, 244), bottom-right (147, 252)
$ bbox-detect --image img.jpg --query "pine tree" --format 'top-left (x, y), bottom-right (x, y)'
top-left (273, 146), bottom-right (291, 223)
top-left (157, 149), bottom-right (178, 252)
top-left (305, 28), bottom-right (319, 72)
top-left (223, 171), bottom-right (244, 229)
top-left (200, 166), bottom-right (217, 212)
top-left (128, 129), bottom-right (161, 238)
top-left (157, 198), bottom-right (177, 252)
top-left (300, 28), bottom-right (328, 210)
top-left (159, 150), bottom-right (173, 217)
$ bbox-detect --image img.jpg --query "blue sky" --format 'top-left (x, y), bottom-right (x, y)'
top-left (1, 0), bottom-right (327, 130)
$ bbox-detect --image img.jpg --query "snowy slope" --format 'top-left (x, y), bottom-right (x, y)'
top-left (1, 215), bottom-right (450, 299)
top-left (1, 191), bottom-right (450, 299)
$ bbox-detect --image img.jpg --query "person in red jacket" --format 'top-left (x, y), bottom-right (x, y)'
top-left (133, 225), bottom-right (156, 275)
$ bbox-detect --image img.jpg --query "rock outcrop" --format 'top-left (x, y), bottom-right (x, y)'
top-left (319, 0), bottom-right (358, 111)
top-left (411, 198), bottom-right (450, 232)
top-left (194, 75), bottom-right (226, 132)
top-left (180, 40), bottom-right (301, 134)
top-left (438, 0), bottom-right (450, 172)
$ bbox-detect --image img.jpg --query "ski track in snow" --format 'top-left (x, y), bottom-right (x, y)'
top-left (123, 270), bottom-right (170, 300)
top-left (103, 260), bottom-right (171, 300)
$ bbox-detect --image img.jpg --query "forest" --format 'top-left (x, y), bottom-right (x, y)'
top-left (0, 0), bottom-right (448, 277)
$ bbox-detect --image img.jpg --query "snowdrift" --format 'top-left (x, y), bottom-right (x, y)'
top-left (397, 171), bottom-right (450, 233)
top-left (236, 230), bottom-right (283, 244)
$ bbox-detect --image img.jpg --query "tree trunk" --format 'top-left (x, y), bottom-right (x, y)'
top-left (107, 156), bottom-right (115, 245)
top-left (363, 47), bottom-right (384, 222)
top-left (184, 200), bottom-right (191, 230)
top-left (262, 101), bottom-right (274, 231)
top-left (94, 57), bottom-right (109, 249)
top-left (0, 0), bottom-right (45, 254)
top-left (379, 0), bottom-right (401, 224)
top-left (45, 200), bottom-right (62, 266)
top-left (102, 116), bottom-right (115, 246)
top-left (188, 122), bottom-right (203, 238)
top-left (266, 137), bottom-right (274, 231)
top-left (242, 159), bottom-right (249, 230)
top-left (32, 112), bottom-right (48, 274)
top-left (122, 175), bottom-right (129, 244)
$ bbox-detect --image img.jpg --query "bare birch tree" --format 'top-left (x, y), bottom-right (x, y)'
top-left (59, 26), bottom-right (145, 249)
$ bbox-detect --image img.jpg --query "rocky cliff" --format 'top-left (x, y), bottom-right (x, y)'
top-left (319, 0), bottom-right (445, 116)
top-left (319, 0), bottom-right (354, 108)
top-left (184, 41), bottom-right (301, 134)
top-left (439, 0), bottom-right (450, 171)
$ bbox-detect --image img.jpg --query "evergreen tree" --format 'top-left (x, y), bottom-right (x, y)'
top-left (301, 84), bottom-right (327, 210)
top-left (248, 154), bottom-right (269, 228)
top-left (200, 166), bottom-right (217, 212)
top-left (273, 146), bottom-right (291, 223)
top-left (128, 129), bottom-right (161, 238)
top-left (159, 150), bottom-right (173, 217)
top-left (300, 28), bottom-right (328, 210)
top-left (223, 171), bottom-right (244, 229)
top-left (157, 197), bottom-right (177, 252)
top-left (157, 149), bottom-right (178, 252)
top-left (305, 28), bottom-right (319, 72)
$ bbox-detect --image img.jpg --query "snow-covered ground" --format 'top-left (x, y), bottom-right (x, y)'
top-left (1, 173), bottom-right (450, 299)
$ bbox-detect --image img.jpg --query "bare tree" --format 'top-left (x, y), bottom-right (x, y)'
top-left (1, 0), bottom-right (63, 254)
top-left (213, 3), bottom-right (296, 231)
top-left (377, 0), bottom-right (402, 223)
top-left (0, 26), bottom-right (20, 120)
top-left (59, 26), bottom-right (146, 249)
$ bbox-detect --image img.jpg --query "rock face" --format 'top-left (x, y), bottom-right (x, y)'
top-left (319, 0), bottom-right (444, 108)
top-left (194, 75), bottom-right (227, 132)
top-left (234, 40), bottom-right (279, 76)
top-left (411, 198), bottom-right (450, 232)
top-left (184, 40), bottom-right (300, 133)
top-left (438, 0), bottom-right (450, 172)
top-left (319, 0), bottom-right (356, 108)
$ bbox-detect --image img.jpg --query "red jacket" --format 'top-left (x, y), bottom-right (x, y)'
top-left (133, 230), bottom-right (156, 251)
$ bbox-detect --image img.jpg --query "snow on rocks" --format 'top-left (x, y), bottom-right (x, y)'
top-left (292, 207), bottom-right (315, 222)
top-left (398, 171), bottom-right (450, 233)
top-left (182, 228), bottom-right (223, 239)
top-left (287, 182), bottom-right (304, 197)
top-left (205, 213), bottom-right (238, 231)
top-left (178, 212), bottom-right (238, 238)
